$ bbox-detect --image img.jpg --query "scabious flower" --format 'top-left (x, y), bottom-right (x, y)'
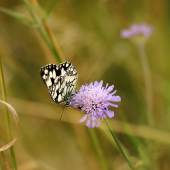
top-left (121, 24), bottom-right (154, 43)
top-left (70, 80), bottom-right (121, 128)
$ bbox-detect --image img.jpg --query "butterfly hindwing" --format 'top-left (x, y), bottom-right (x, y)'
top-left (40, 61), bottom-right (78, 106)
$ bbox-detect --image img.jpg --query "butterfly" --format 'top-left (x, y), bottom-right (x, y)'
top-left (40, 61), bottom-right (78, 106)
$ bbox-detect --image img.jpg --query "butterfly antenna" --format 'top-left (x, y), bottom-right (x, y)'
top-left (72, 106), bottom-right (78, 110)
top-left (59, 104), bottom-right (66, 122)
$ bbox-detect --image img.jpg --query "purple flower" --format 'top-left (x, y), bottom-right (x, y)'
top-left (70, 80), bottom-right (121, 128)
top-left (121, 24), bottom-right (154, 39)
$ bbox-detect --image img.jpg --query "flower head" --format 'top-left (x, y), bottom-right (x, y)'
top-left (70, 80), bottom-right (121, 128)
top-left (121, 24), bottom-right (154, 43)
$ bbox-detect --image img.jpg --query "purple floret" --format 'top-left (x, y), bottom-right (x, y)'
top-left (70, 80), bottom-right (121, 128)
top-left (121, 24), bottom-right (154, 39)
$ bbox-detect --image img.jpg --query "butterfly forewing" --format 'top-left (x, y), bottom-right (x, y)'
top-left (40, 61), bottom-right (78, 106)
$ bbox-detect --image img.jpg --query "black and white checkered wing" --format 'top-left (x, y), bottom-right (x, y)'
top-left (40, 61), bottom-right (78, 106)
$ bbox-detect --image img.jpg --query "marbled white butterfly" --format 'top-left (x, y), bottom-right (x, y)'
top-left (40, 61), bottom-right (78, 106)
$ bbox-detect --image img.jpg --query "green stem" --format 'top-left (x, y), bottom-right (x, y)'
top-left (46, 0), bottom-right (59, 17)
top-left (0, 56), bottom-right (17, 170)
top-left (22, 0), bottom-right (52, 47)
top-left (137, 43), bottom-right (153, 126)
top-left (137, 44), bottom-right (158, 170)
top-left (87, 128), bottom-right (108, 170)
top-left (104, 118), bottom-right (136, 170)
top-left (23, 0), bottom-right (63, 63)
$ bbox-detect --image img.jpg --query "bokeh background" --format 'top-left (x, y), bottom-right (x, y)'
top-left (0, 0), bottom-right (170, 169)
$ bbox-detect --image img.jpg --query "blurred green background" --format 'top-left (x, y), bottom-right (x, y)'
top-left (0, 0), bottom-right (170, 169)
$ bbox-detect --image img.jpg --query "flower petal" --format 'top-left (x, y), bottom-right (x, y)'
top-left (109, 96), bottom-right (121, 102)
top-left (92, 120), bottom-right (96, 128)
top-left (110, 90), bottom-right (117, 95)
top-left (108, 102), bottom-right (118, 108)
top-left (79, 114), bottom-right (87, 122)
top-left (106, 85), bottom-right (114, 93)
top-left (96, 119), bottom-right (101, 127)
top-left (98, 80), bottom-right (103, 87)
top-left (91, 115), bottom-right (97, 121)
top-left (94, 81), bottom-right (99, 87)
top-left (86, 120), bottom-right (92, 128)
top-left (114, 96), bottom-right (121, 102)
top-left (105, 110), bottom-right (114, 118)
top-left (89, 82), bottom-right (93, 87)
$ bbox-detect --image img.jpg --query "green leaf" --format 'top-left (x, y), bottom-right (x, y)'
top-left (23, 0), bottom-right (47, 18)
top-left (0, 7), bottom-right (34, 26)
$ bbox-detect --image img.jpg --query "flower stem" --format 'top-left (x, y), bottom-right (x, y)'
top-left (135, 43), bottom-right (157, 168)
top-left (104, 118), bottom-right (136, 170)
top-left (137, 42), bottom-right (157, 169)
top-left (0, 56), bottom-right (17, 170)
top-left (87, 128), bottom-right (108, 170)
top-left (137, 43), bottom-right (153, 126)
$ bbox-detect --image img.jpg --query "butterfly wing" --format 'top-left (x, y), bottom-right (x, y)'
top-left (63, 64), bottom-right (78, 105)
top-left (40, 62), bottom-right (78, 105)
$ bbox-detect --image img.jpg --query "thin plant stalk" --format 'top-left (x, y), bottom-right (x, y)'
top-left (23, 0), bottom-right (65, 63)
top-left (104, 118), bottom-right (136, 170)
top-left (137, 43), bottom-right (153, 126)
top-left (87, 128), bottom-right (108, 170)
top-left (22, 0), bottom-right (53, 48)
top-left (137, 44), bottom-right (158, 169)
top-left (0, 56), bottom-right (17, 170)
top-left (43, 22), bottom-right (66, 62)
top-left (0, 141), bottom-right (10, 170)
top-left (31, 0), bottom-right (66, 62)
top-left (46, 0), bottom-right (59, 17)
